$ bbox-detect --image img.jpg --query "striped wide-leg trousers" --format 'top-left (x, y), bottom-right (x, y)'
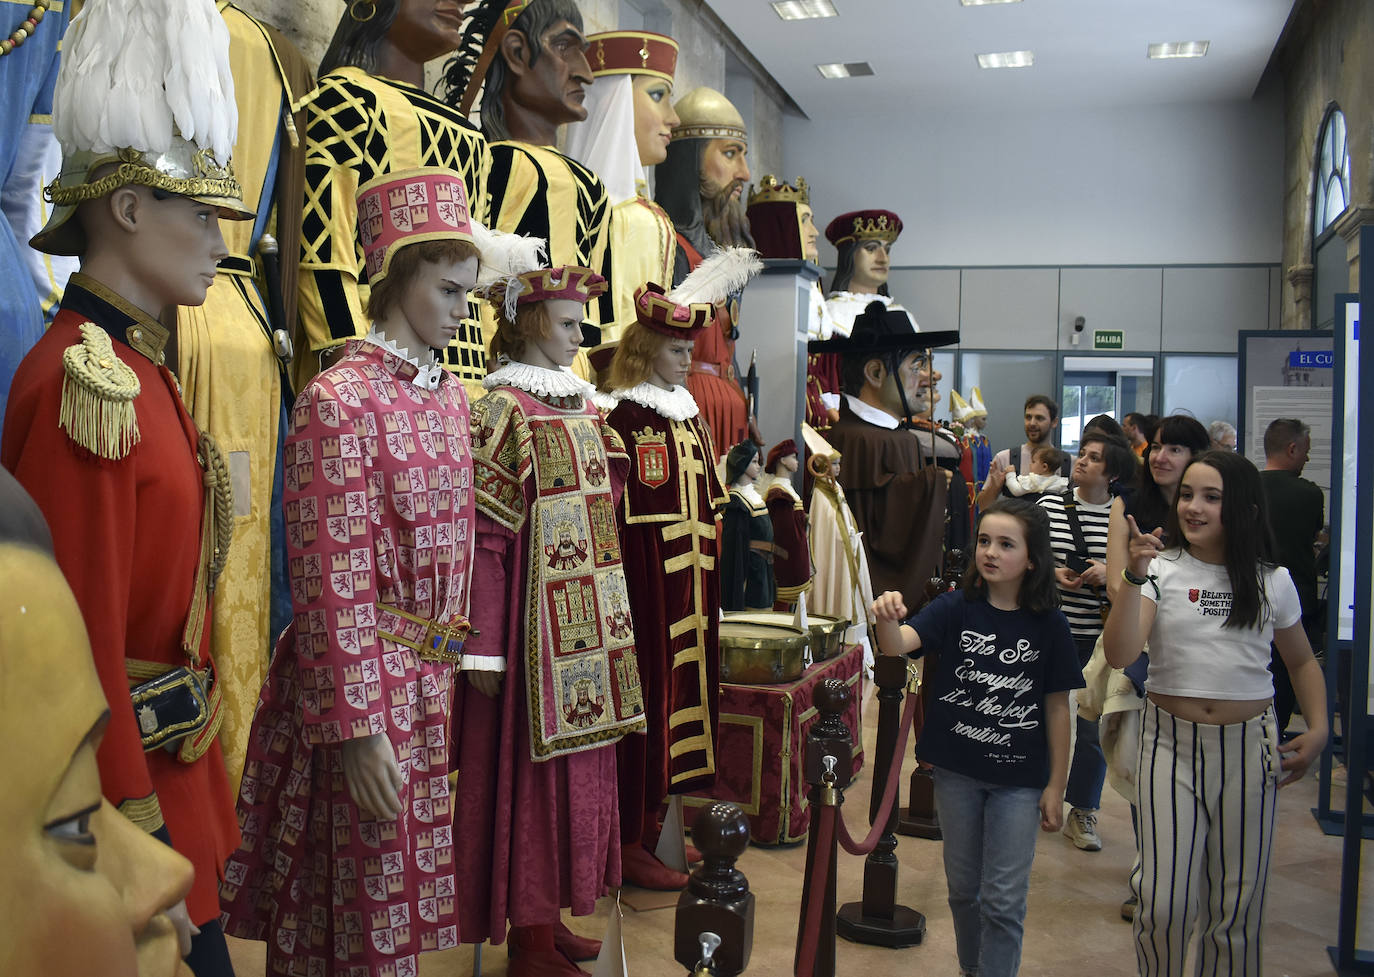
top-left (1131, 699), bottom-right (1281, 976)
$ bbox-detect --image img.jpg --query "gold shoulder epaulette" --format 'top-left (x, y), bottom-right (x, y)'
top-left (59, 322), bottom-right (141, 460)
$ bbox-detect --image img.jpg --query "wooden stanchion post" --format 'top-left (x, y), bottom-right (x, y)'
top-left (794, 679), bottom-right (853, 977)
top-left (837, 655), bottom-right (927, 945)
top-left (674, 802), bottom-right (754, 976)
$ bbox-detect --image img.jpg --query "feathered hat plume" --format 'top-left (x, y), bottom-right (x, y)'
top-left (666, 247), bottom-right (763, 307)
top-left (53, 0), bottom-right (237, 161)
top-left (472, 221), bottom-right (547, 322)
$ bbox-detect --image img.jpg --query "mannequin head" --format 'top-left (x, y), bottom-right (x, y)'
top-left (745, 176), bottom-right (812, 261)
top-left (725, 441), bottom-right (761, 487)
top-left (655, 88), bottom-right (753, 249)
top-left (479, 0), bottom-right (590, 143)
top-left (368, 241), bottom-right (480, 353)
top-left (842, 350), bottom-right (933, 420)
top-left (848, 240), bottom-right (890, 292)
top-left (605, 282), bottom-right (711, 392)
top-left (766, 439), bottom-right (799, 477)
top-left (487, 265), bottom-right (606, 367)
top-left (75, 181), bottom-right (230, 317)
top-left (799, 204), bottom-right (819, 263)
top-left (632, 74), bottom-right (679, 165)
top-left (0, 545), bottom-right (195, 977)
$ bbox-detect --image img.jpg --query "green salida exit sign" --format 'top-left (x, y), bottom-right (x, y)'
top-left (1093, 330), bottom-right (1124, 350)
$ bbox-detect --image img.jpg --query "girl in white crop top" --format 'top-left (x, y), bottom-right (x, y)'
top-left (1102, 450), bottom-right (1327, 977)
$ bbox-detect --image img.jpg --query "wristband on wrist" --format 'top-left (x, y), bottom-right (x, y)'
top-left (1121, 568), bottom-right (1148, 586)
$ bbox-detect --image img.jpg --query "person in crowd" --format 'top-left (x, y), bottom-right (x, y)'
top-left (1083, 413), bottom-right (1128, 446)
top-left (721, 440), bottom-right (777, 612)
top-left (1260, 417), bottom-right (1325, 736)
top-left (873, 499), bottom-right (1082, 977)
top-left (1104, 451), bottom-right (1327, 977)
top-left (1003, 446), bottom-right (1069, 498)
top-left (977, 394), bottom-right (1068, 507)
top-left (1207, 419), bottom-right (1237, 452)
top-left (1103, 413), bottom-right (1209, 920)
top-left (1036, 431), bottom-right (1137, 852)
top-left (1122, 412), bottom-right (1150, 459)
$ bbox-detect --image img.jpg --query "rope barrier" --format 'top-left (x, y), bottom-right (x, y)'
top-left (834, 689), bottom-right (920, 857)
top-left (794, 801), bottom-right (836, 977)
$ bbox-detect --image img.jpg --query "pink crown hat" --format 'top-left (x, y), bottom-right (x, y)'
top-left (356, 167), bottom-right (474, 285)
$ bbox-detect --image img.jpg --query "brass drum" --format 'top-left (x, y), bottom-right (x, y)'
top-left (718, 621), bottom-right (807, 685)
top-left (723, 612), bottom-right (850, 663)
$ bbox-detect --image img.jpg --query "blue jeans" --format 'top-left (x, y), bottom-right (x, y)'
top-left (933, 767), bottom-right (1044, 977)
top-left (1065, 714), bottom-right (1106, 809)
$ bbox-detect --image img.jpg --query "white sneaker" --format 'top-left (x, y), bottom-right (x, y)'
top-left (1063, 807), bottom-right (1102, 851)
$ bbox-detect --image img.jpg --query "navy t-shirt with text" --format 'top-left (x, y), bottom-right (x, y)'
top-left (905, 590), bottom-right (1083, 789)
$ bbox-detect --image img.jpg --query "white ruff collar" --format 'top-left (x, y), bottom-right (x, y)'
top-left (614, 382), bottom-right (699, 421)
top-left (483, 361), bottom-right (596, 400)
top-left (365, 328), bottom-right (444, 389)
top-left (734, 482), bottom-right (767, 509)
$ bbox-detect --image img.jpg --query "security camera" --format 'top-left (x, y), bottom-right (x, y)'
top-left (1073, 316), bottom-right (1086, 332)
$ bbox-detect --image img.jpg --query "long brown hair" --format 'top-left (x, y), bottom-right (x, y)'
top-left (488, 300), bottom-right (551, 363)
top-left (603, 322), bottom-right (663, 392)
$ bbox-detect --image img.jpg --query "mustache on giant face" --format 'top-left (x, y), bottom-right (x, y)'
top-left (699, 177), bottom-right (755, 249)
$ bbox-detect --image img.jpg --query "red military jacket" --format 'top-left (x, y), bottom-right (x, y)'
top-left (1, 274), bottom-right (239, 923)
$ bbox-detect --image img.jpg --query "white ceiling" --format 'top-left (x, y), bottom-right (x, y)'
top-left (707, 0), bottom-right (1297, 118)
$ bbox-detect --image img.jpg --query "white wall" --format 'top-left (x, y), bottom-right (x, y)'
top-left (785, 92), bottom-right (1285, 269)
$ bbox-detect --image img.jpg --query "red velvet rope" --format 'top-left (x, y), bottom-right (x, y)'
top-left (834, 690), bottom-right (921, 857)
top-left (794, 802), bottom-right (836, 977)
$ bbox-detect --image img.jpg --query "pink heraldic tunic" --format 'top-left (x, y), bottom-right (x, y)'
top-left (221, 338), bottom-right (475, 976)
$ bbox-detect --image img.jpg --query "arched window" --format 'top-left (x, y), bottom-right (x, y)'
top-left (1314, 107), bottom-right (1350, 234)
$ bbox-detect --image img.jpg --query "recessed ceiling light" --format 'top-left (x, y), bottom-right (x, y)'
top-left (772, 0), bottom-right (838, 20)
top-left (816, 61), bottom-right (875, 79)
top-left (1148, 41), bottom-right (1210, 59)
top-left (976, 50), bottom-right (1034, 69)
top-left (960, 0), bottom-right (1023, 5)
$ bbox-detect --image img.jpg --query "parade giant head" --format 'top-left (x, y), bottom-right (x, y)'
top-left (319, 0), bottom-right (467, 76)
top-left (824, 209), bottom-right (903, 296)
top-left (746, 176), bottom-right (815, 261)
top-left (655, 87), bottom-right (754, 252)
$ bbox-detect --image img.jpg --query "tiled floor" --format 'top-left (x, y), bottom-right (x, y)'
top-left (227, 688), bottom-right (1372, 976)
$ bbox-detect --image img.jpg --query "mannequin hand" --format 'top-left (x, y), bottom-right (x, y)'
top-left (469, 669), bottom-right (504, 699)
top-left (1277, 727), bottom-right (1328, 786)
top-left (1039, 787), bottom-right (1065, 832)
top-left (342, 733), bottom-right (404, 821)
top-left (1054, 567), bottom-right (1083, 591)
top-left (1124, 515), bottom-right (1164, 577)
top-left (826, 407), bottom-right (840, 424)
top-left (166, 899), bottom-right (197, 958)
top-left (1079, 559), bottom-right (1108, 588)
top-left (871, 590), bottom-right (908, 622)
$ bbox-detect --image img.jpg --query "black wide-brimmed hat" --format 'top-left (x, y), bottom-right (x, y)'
top-left (809, 301), bottom-right (958, 355)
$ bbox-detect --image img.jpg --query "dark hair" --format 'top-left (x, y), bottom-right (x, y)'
top-left (1083, 413), bottom-right (1125, 441)
top-left (1263, 417), bottom-right (1310, 457)
top-left (1023, 393), bottom-right (1059, 423)
top-left (1165, 451), bottom-right (1277, 630)
top-left (829, 239), bottom-right (891, 296)
top-left (1077, 430), bottom-right (1137, 487)
top-left (472, 0), bottom-right (584, 141)
top-left (365, 238), bottom-right (481, 323)
top-left (1033, 446), bottom-right (1067, 471)
top-left (1123, 412), bottom-right (1146, 429)
top-left (1132, 413), bottom-right (1209, 533)
top-left (1141, 414), bottom-right (1161, 443)
top-left (319, 0), bottom-right (401, 76)
top-left (961, 498), bottom-right (1059, 614)
top-left (838, 349), bottom-right (906, 397)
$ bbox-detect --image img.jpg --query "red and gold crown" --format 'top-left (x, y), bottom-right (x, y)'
top-left (633, 282), bottom-right (713, 338)
top-left (824, 209), bottom-right (903, 247)
top-left (488, 265), bottom-right (607, 313)
top-left (747, 175), bottom-right (809, 207)
top-left (355, 167), bottom-right (474, 285)
top-left (586, 30), bottom-right (678, 82)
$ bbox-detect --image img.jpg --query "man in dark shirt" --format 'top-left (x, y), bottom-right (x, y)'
top-left (1260, 418), bottom-right (1325, 735)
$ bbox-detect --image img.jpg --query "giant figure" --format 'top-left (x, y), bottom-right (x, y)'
top-left (564, 29), bottom-right (680, 356)
top-left (296, 0), bottom-right (491, 398)
top-left (2, 1), bottom-right (251, 970)
top-left (655, 86), bottom-right (755, 454)
top-left (442, 0), bottom-right (610, 382)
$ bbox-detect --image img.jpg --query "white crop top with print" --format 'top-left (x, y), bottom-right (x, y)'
top-left (1142, 549), bottom-right (1302, 701)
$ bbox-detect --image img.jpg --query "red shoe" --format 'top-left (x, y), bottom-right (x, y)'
top-left (554, 920), bottom-right (601, 962)
top-left (621, 842), bottom-right (689, 890)
top-left (509, 926), bottom-right (589, 977)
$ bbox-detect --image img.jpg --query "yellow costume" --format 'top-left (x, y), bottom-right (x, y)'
top-left (296, 66), bottom-right (492, 399)
top-left (482, 142), bottom-right (608, 379)
top-left (177, 2), bottom-right (311, 792)
top-left (601, 194), bottom-right (675, 343)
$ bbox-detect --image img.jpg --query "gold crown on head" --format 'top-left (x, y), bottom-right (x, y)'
top-left (748, 175), bottom-right (809, 207)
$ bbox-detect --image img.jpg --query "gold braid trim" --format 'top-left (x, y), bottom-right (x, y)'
top-left (59, 322), bottom-right (141, 460)
top-left (117, 793), bottom-right (164, 834)
top-left (46, 163), bottom-right (242, 206)
top-left (197, 433), bottom-right (234, 591)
